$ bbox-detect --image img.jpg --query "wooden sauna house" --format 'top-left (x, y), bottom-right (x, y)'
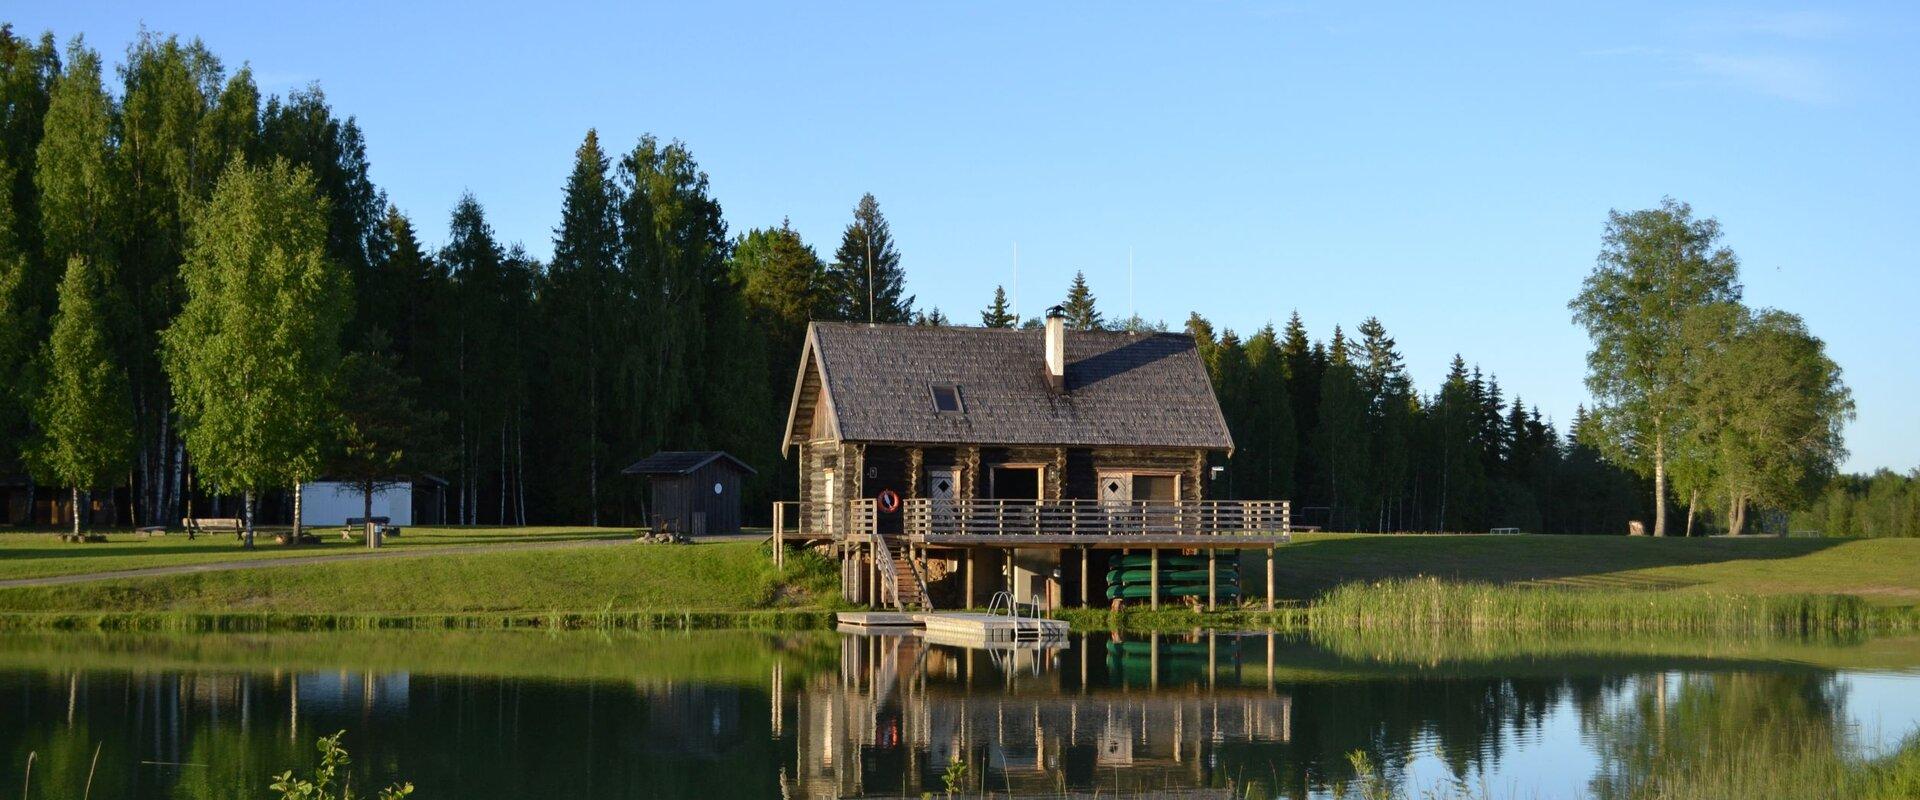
top-left (772, 307), bottom-right (1291, 611)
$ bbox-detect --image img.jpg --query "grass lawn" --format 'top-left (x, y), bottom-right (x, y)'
top-left (0, 525), bottom-right (637, 581)
top-left (0, 540), bottom-right (835, 617)
top-left (1263, 533), bottom-right (1920, 608)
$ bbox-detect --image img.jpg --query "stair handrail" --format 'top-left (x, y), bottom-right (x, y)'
top-left (904, 545), bottom-right (935, 611)
top-left (869, 532), bottom-right (904, 611)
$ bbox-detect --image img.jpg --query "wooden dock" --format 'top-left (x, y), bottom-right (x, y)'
top-left (838, 611), bottom-right (1070, 645)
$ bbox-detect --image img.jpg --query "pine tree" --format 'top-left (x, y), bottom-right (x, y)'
top-left (980, 285), bottom-right (1016, 328)
top-left (1060, 270), bottom-right (1103, 331)
top-left (1243, 325), bottom-right (1297, 501)
top-left (329, 331), bottom-right (438, 547)
top-left (912, 307), bottom-right (950, 326)
top-left (28, 255), bottom-right (132, 537)
top-left (162, 158), bottom-right (350, 546)
top-left (1354, 317), bottom-right (1411, 530)
top-left (826, 193), bottom-right (911, 323)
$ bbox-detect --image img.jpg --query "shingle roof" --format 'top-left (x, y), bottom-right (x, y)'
top-left (796, 323), bottom-right (1233, 451)
top-left (621, 451), bottom-right (757, 476)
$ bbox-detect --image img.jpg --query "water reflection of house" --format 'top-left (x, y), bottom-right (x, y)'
top-left (786, 635), bottom-right (1291, 798)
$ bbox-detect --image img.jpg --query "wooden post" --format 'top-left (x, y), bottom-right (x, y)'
top-left (966, 548), bottom-right (976, 609)
top-left (1079, 546), bottom-right (1089, 607)
top-left (1265, 545), bottom-right (1275, 612)
top-left (1206, 549), bottom-right (1217, 611)
top-left (1150, 548), bottom-right (1160, 610)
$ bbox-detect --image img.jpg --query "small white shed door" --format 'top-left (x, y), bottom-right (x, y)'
top-left (1099, 473), bottom-right (1132, 505)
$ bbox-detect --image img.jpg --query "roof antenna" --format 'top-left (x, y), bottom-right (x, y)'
top-left (1128, 246), bottom-right (1135, 324)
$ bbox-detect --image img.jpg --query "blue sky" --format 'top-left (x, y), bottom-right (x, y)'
top-left (16, 2), bottom-right (1920, 472)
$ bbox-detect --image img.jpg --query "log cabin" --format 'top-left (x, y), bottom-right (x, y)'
top-left (773, 306), bottom-right (1291, 611)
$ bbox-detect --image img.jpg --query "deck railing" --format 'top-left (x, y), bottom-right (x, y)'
top-left (773, 499), bottom-right (877, 542)
top-left (774, 498), bottom-right (1288, 539)
top-left (904, 498), bottom-right (1289, 537)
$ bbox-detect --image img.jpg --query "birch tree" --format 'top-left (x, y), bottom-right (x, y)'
top-left (1569, 199), bottom-right (1741, 536)
top-left (28, 256), bottom-right (132, 538)
top-left (163, 158), bottom-right (348, 546)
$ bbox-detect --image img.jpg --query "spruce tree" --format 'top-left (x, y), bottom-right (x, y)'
top-left (261, 85), bottom-right (379, 336)
top-left (1060, 270), bottom-right (1103, 330)
top-left (912, 307), bottom-right (951, 326)
top-left (162, 158), bottom-right (350, 546)
top-left (826, 193), bottom-right (911, 323)
top-left (0, 28), bottom-right (59, 469)
top-left (542, 129), bottom-right (623, 525)
top-left (28, 255), bottom-right (132, 537)
top-left (980, 285), bottom-right (1016, 328)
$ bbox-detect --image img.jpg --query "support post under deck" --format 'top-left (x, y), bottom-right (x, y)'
top-left (1079, 546), bottom-right (1089, 607)
top-left (1150, 548), bottom-right (1160, 611)
top-left (1265, 545), bottom-right (1275, 612)
top-left (1207, 549), bottom-right (1217, 611)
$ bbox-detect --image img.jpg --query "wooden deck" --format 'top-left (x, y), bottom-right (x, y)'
top-left (838, 610), bottom-right (1071, 645)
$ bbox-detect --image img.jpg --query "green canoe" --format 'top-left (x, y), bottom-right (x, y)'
top-left (1109, 553), bottom-right (1223, 570)
top-left (1105, 583), bottom-right (1241, 600)
top-left (1106, 568), bottom-right (1238, 585)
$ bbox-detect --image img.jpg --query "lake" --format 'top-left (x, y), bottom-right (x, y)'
top-left (1, 628), bottom-right (1917, 798)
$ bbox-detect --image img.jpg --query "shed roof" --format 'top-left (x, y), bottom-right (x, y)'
top-left (621, 451), bottom-right (758, 476)
top-left (784, 322), bottom-right (1234, 453)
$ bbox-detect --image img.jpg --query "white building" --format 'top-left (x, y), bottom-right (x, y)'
top-left (299, 481), bottom-right (413, 526)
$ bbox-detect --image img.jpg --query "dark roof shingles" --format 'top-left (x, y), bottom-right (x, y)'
top-left (621, 451), bottom-right (756, 476)
top-left (809, 323), bottom-right (1232, 450)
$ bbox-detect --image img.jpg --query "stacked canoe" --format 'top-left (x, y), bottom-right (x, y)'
top-left (1104, 553), bottom-right (1239, 601)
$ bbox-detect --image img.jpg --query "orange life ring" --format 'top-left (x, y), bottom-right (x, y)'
top-left (877, 489), bottom-right (902, 514)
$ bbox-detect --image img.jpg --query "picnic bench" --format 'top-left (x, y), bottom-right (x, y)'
top-left (341, 517), bottom-right (402, 541)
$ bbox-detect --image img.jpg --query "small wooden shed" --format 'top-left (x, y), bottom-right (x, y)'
top-left (622, 451), bottom-right (756, 535)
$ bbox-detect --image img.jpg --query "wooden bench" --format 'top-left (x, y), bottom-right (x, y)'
top-left (183, 518), bottom-right (245, 540)
top-left (135, 525), bottom-right (168, 539)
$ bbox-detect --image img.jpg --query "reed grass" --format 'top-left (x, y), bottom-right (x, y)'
top-left (1308, 576), bottom-right (1917, 635)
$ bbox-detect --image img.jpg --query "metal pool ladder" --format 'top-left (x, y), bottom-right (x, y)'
top-left (985, 590), bottom-right (1049, 644)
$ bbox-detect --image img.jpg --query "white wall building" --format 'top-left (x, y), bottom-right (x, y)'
top-left (299, 481), bottom-right (413, 526)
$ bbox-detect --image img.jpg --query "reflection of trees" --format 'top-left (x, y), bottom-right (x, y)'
top-left (1585, 672), bottom-right (1848, 799)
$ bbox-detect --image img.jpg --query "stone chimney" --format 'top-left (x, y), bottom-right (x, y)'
top-left (1044, 305), bottom-right (1067, 393)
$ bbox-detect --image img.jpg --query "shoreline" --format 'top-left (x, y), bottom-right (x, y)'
top-left (6, 581), bottom-right (1915, 635)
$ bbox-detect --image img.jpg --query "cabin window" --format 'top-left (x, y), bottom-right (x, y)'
top-left (929, 383), bottom-right (964, 413)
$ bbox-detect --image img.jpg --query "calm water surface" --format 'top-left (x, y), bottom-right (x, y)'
top-left (1, 629), bottom-right (1917, 798)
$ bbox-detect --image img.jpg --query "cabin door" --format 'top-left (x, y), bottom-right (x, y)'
top-left (927, 467), bottom-right (957, 533)
top-left (1098, 472), bottom-right (1132, 535)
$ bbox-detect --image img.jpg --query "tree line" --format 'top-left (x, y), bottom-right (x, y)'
top-left (0, 25), bottom-right (1875, 536)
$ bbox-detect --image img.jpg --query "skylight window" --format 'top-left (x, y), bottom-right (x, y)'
top-left (930, 383), bottom-right (964, 413)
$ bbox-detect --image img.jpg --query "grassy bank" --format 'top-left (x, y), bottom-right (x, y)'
top-left (0, 540), bottom-right (841, 631)
top-left (1267, 533), bottom-right (1920, 607)
top-left (0, 525), bottom-right (638, 581)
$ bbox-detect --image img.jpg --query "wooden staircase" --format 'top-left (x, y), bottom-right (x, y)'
top-left (872, 534), bottom-right (933, 611)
